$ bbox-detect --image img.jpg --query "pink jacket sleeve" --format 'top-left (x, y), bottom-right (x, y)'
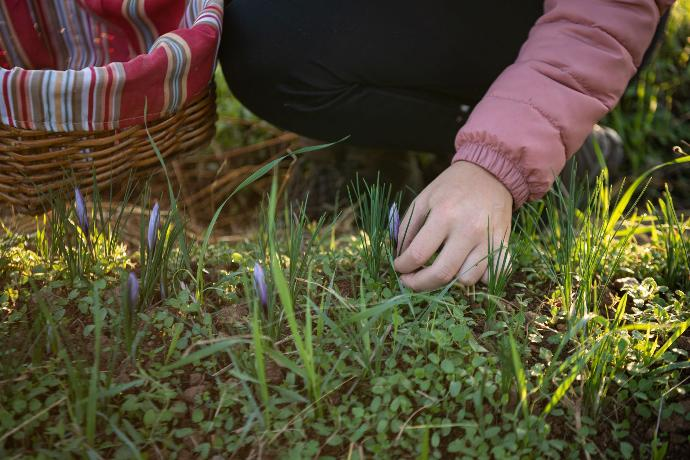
top-left (452, 0), bottom-right (676, 208)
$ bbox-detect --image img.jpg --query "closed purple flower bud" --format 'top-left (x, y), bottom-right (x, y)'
top-left (74, 187), bottom-right (89, 238)
top-left (253, 262), bottom-right (268, 306)
top-left (389, 203), bottom-right (400, 244)
top-left (127, 272), bottom-right (139, 308)
top-left (147, 202), bottom-right (160, 253)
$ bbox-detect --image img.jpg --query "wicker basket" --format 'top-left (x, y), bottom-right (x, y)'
top-left (0, 0), bottom-right (223, 215)
top-left (0, 88), bottom-right (216, 215)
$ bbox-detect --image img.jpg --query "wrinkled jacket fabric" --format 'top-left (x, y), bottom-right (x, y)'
top-left (452, 0), bottom-right (676, 207)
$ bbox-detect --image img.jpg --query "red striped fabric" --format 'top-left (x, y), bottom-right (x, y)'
top-left (0, 0), bottom-right (223, 132)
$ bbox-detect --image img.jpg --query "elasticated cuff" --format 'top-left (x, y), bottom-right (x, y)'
top-left (452, 142), bottom-right (531, 208)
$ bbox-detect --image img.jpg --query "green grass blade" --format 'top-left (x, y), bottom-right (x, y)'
top-left (346, 294), bottom-right (413, 323)
top-left (508, 332), bottom-right (529, 420)
top-left (86, 284), bottom-right (103, 445)
top-left (159, 338), bottom-right (249, 372)
top-left (251, 298), bottom-right (271, 426)
top-left (653, 318), bottom-right (690, 360)
top-left (265, 347), bottom-right (307, 380)
top-left (607, 154), bottom-right (690, 232)
top-left (99, 413), bottom-right (143, 460)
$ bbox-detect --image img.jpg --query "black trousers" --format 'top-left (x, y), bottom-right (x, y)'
top-left (219, 1), bottom-right (666, 155)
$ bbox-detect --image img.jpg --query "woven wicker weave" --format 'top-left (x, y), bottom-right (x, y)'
top-left (0, 87), bottom-right (216, 215)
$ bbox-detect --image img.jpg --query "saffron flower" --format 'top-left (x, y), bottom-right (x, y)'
top-left (253, 262), bottom-right (268, 307)
top-left (389, 203), bottom-right (400, 245)
top-left (147, 202), bottom-right (160, 254)
top-left (74, 186), bottom-right (89, 239)
top-left (127, 272), bottom-right (139, 308)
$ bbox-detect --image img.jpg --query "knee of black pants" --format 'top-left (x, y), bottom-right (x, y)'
top-left (219, 0), bottom-right (355, 142)
top-left (219, 0), bottom-right (467, 153)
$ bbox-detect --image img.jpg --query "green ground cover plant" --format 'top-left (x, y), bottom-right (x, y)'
top-left (2, 143), bottom-right (690, 458)
top-left (1, 2), bottom-right (689, 458)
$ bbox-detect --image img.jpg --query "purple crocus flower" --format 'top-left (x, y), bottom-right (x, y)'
top-left (147, 202), bottom-right (160, 254)
top-left (74, 186), bottom-right (89, 239)
top-left (253, 262), bottom-right (268, 307)
top-left (389, 203), bottom-right (400, 245)
top-left (127, 272), bottom-right (139, 308)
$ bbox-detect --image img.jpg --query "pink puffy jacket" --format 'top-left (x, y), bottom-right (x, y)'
top-left (452, 0), bottom-right (676, 208)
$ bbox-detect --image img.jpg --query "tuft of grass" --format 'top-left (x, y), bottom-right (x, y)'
top-left (266, 170), bottom-right (321, 403)
top-left (348, 175), bottom-right (394, 278)
top-left (283, 198), bottom-right (327, 301)
top-left (650, 186), bottom-right (690, 290)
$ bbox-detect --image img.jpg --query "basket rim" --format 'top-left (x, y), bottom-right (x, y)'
top-left (0, 86), bottom-right (214, 136)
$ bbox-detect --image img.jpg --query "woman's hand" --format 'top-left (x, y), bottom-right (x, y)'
top-left (393, 161), bottom-right (513, 291)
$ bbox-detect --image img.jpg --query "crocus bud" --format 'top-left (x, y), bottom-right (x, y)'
top-left (389, 203), bottom-right (400, 245)
top-left (127, 272), bottom-right (139, 309)
top-left (253, 262), bottom-right (268, 307)
top-left (147, 202), bottom-right (160, 254)
top-left (74, 187), bottom-right (89, 239)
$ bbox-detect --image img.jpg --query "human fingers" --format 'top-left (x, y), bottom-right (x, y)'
top-left (456, 245), bottom-right (489, 286)
top-left (396, 197), bottom-right (429, 255)
top-left (399, 231), bottom-right (476, 291)
top-left (393, 211), bottom-right (448, 274)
